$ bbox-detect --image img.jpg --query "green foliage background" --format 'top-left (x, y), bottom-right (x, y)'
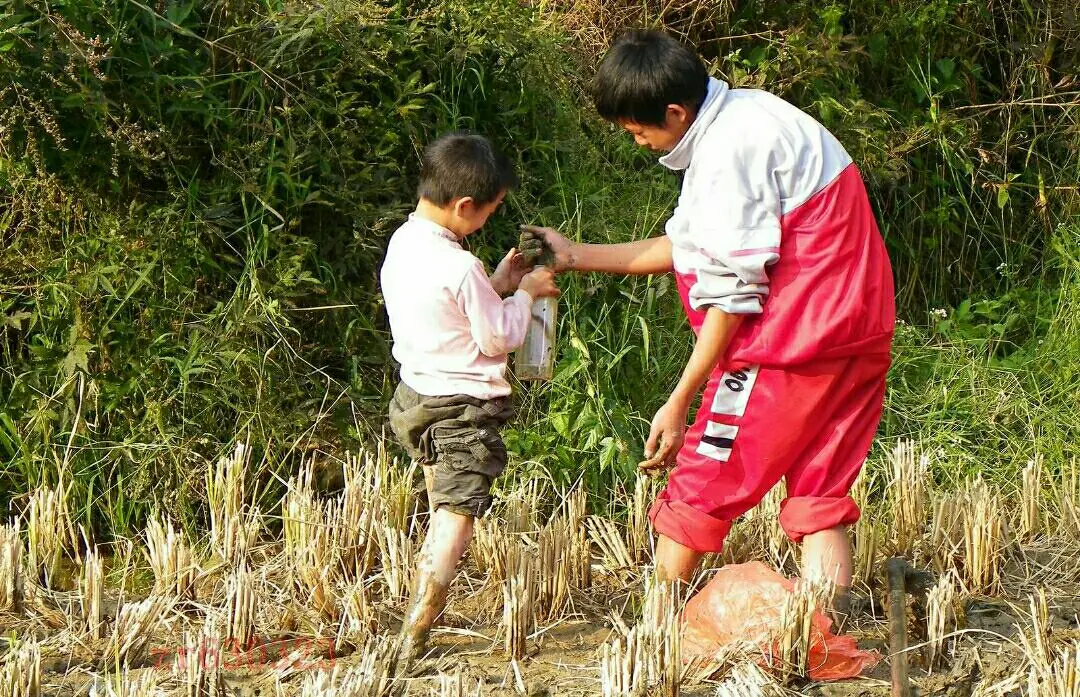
top-left (1, 0), bottom-right (1077, 535)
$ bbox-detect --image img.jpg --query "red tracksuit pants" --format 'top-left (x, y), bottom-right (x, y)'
top-left (648, 353), bottom-right (890, 554)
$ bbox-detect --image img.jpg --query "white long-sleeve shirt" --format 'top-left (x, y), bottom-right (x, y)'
top-left (659, 77), bottom-right (853, 315)
top-left (380, 214), bottom-right (533, 399)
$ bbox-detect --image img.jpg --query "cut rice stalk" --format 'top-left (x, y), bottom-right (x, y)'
top-left (0, 518), bottom-right (25, 612)
top-left (1028, 641), bottom-right (1080, 697)
top-left (206, 442), bottom-right (261, 566)
top-left (87, 668), bottom-right (160, 697)
top-left (502, 545), bottom-right (535, 661)
top-left (926, 570), bottom-right (959, 670)
top-left (627, 474), bottom-right (656, 564)
top-left (174, 624), bottom-right (228, 697)
top-left (80, 546), bottom-right (105, 641)
top-left (1021, 589), bottom-right (1053, 668)
top-left (889, 440), bottom-right (928, 557)
top-left (712, 661), bottom-right (785, 697)
top-left (377, 524), bottom-right (414, 600)
top-left (1020, 456), bottom-right (1044, 541)
top-left (224, 562), bottom-right (256, 649)
top-left (299, 634), bottom-right (400, 696)
top-left (107, 595), bottom-right (175, 666)
top-left (769, 577), bottom-right (835, 684)
top-left (960, 477), bottom-right (1007, 595)
top-left (473, 519), bottom-right (513, 582)
top-left (587, 516), bottom-right (634, 572)
top-left (337, 579), bottom-right (377, 646)
top-left (26, 479), bottom-right (77, 589)
top-left (145, 513), bottom-right (198, 602)
top-left (0, 638), bottom-right (41, 697)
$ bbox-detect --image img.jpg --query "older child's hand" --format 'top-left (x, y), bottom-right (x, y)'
top-left (520, 225), bottom-right (573, 272)
top-left (490, 248), bottom-right (531, 296)
top-left (639, 399), bottom-right (687, 474)
top-left (519, 267), bottom-right (560, 299)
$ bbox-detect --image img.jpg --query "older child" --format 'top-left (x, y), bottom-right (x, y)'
top-left (381, 132), bottom-right (558, 662)
top-left (527, 30), bottom-right (894, 625)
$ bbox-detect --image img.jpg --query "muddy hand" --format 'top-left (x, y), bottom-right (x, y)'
top-left (520, 225), bottom-right (572, 272)
top-left (638, 400), bottom-right (686, 474)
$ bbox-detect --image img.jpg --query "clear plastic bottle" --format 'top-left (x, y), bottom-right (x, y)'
top-left (515, 295), bottom-right (557, 381)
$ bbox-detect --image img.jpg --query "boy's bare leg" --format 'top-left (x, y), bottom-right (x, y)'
top-left (654, 534), bottom-right (705, 583)
top-left (800, 526), bottom-right (854, 630)
top-left (398, 507), bottom-right (474, 665)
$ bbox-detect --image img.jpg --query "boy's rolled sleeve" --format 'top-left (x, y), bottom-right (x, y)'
top-left (686, 158), bottom-right (782, 314)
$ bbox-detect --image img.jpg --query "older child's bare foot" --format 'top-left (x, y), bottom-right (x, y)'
top-left (829, 584), bottom-right (853, 633)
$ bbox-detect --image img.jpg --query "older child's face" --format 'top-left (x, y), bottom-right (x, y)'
top-left (618, 104), bottom-right (693, 152)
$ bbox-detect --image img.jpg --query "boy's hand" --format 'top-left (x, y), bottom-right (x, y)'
top-left (519, 267), bottom-right (560, 299)
top-left (639, 399), bottom-right (688, 474)
top-left (520, 225), bottom-right (573, 272)
top-left (490, 248), bottom-right (532, 296)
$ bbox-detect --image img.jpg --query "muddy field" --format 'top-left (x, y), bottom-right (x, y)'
top-left (3, 441), bottom-right (1080, 696)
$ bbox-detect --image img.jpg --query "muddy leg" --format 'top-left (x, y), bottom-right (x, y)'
top-left (397, 507), bottom-right (474, 670)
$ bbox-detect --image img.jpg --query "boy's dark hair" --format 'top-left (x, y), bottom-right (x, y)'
top-left (417, 132), bottom-right (518, 207)
top-left (591, 29), bottom-right (709, 126)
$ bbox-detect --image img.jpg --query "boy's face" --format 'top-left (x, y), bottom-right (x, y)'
top-left (618, 104), bottom-right (693, 152)
top-left (456, 190), bottom-right (506, 236)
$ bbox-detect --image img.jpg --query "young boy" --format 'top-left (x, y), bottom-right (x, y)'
top-left (526, 30), bottom-right (895, 624)
top-left (381, 132), bottom-right (558, 662)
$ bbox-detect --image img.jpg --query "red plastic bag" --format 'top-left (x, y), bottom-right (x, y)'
top-left (681, 562), bottom-right (880, 681)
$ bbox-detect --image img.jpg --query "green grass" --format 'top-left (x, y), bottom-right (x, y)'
top-left (0, 0), bottom-right (1077, 538)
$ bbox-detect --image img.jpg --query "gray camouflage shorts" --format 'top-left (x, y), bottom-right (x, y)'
top-left (388, 382), bottom-right (513, 518)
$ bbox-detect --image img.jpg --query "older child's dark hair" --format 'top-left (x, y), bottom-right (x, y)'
top-left (591, 30), bottom-right (709, 126)
top-left (417, 132), bottom-right (517, 207)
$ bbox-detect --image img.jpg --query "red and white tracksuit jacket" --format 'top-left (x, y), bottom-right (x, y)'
top-left (648, 78), bottom-right (896, 553)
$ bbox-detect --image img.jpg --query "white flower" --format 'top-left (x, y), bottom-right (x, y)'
top-left (931, 308), bottom-right (948, 319)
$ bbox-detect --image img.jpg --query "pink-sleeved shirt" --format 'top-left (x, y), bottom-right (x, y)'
top-left (379, 214), bottom-right (533, 399)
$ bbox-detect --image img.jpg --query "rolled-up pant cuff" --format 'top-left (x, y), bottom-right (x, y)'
top-left (648, 498), bottom-right (732, 554)
top-left (779, 495), bottom-right (860, 542)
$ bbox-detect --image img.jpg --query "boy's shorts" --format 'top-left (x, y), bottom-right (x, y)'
top-left (388, 382), bottom-right (512, 518)
top-left (648, 354), bottom-right (890, 554)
